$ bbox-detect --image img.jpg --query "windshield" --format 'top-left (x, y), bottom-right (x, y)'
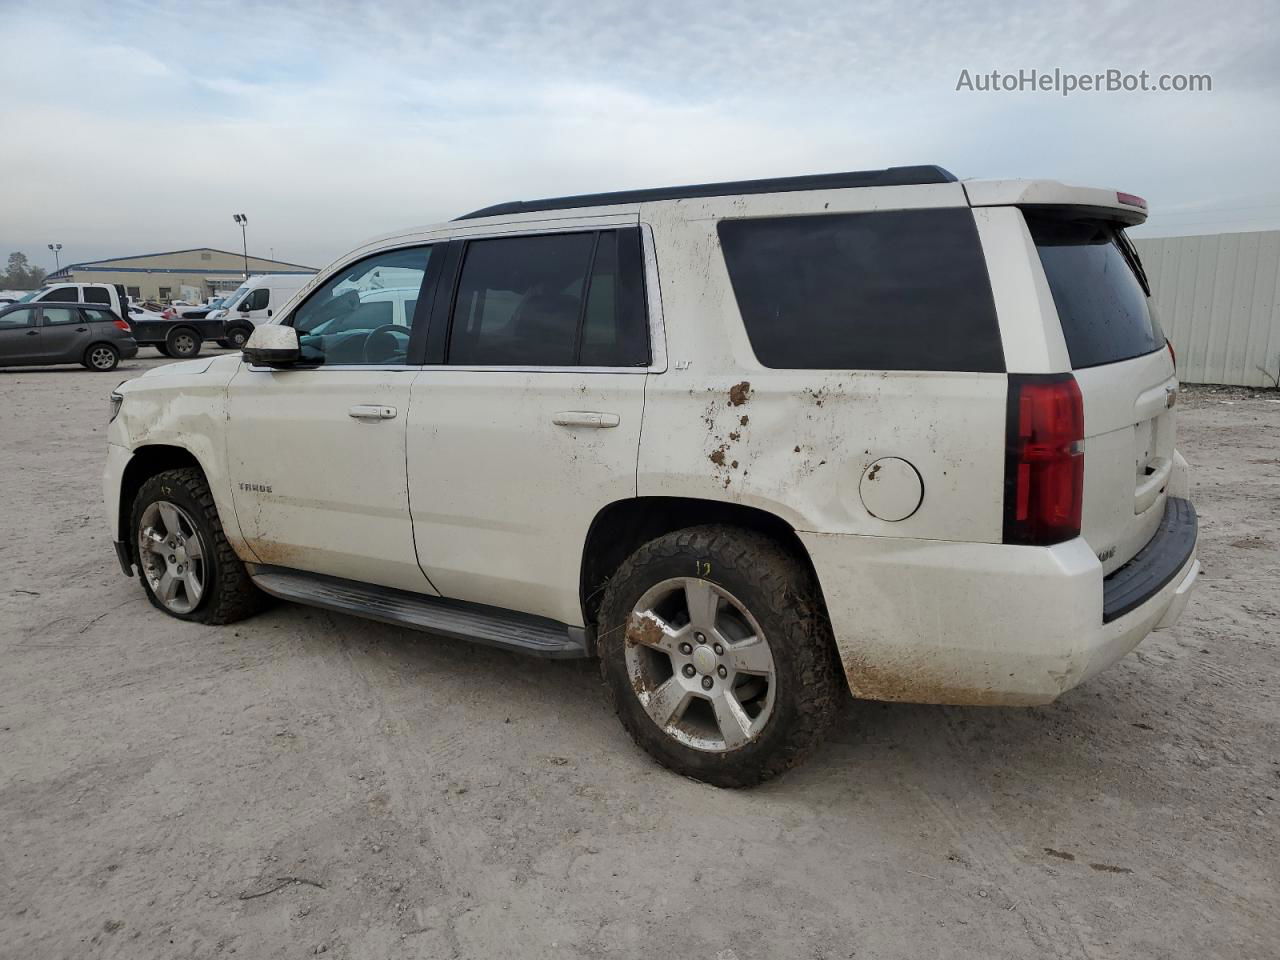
top-left (222, 283), bottom-right (251, 310)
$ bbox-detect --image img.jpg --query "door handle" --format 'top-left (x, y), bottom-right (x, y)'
top-left (76, 327), bottom-right (88, 332)
top-left (553, 411), bottom-right (620, 428)
top-left (26, 330), bottom-right (38, 336)
top-left (348, 404), bottom-right (397, 420)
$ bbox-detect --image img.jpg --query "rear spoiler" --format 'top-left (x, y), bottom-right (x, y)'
top-left (963, 179), bottom-right (1148, 226)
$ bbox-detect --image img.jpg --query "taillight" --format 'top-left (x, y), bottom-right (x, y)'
top-left (1003, 374), bottom-right (1084, 545)
top-left (1116, 191), bottom-right (1148, 210)
top-left (113, 318), bottom-right (130, 332)
top-left (1167, 339), bottom-right (1176, 370)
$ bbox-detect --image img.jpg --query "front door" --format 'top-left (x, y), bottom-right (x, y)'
top-left (0, 307), bottom-right (41, 365)
top-left (408, 226), bottom-right (653, 626)
top-left (225, 244), bottom-right (439, 594)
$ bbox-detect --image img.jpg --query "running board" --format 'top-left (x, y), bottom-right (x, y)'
top-left (247, 566), bottom-right (590, 659)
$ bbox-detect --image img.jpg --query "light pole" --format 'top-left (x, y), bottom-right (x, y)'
top-left (47, 243), bottom-right (62, 272)
top-left (232, 213), bottom-right (248, 278)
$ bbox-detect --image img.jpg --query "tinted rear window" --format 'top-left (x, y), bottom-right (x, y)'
top-left (717, 209), bottom-right (1003, 371)
top-left (1027, 216), bottom-right (1163, 369)
top-left (83, 287), bottom-right (111, 304)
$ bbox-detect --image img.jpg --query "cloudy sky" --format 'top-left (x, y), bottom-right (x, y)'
top-left (2, 0), bottom-right (1277, 273)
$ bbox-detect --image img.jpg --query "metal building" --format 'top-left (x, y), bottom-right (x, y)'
top-left (45, 247), bottom-right (317, 304)
top-left (1136, 230), bottom-right (1280, 387)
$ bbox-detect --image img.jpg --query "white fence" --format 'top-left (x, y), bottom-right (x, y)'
top-left (1135, 230), bottom-right (1280, 387)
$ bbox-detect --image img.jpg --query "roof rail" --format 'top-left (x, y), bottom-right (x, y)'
top-left (456, 165), bottom-right (957, 220)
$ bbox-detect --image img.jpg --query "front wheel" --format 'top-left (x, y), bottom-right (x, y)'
top-left (598, 525), bottom-right (841, 787)
top-left (166, 327), bottom-right (202, 359)
top-left (130, 467), bottom-right (266, 624)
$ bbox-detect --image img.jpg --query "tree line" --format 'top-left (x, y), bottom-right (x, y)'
top-left (2, 252), bottom-right (48, 290)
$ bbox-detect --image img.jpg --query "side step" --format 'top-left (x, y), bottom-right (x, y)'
top-left (247, 566), bottom-right (590, 659)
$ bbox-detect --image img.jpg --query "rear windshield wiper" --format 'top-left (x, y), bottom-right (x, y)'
top-left (1114, 227), bottom-right (1151, 297)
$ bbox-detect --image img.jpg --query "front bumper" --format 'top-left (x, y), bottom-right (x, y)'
top-left (801, 497), bottom-right (1199, 706)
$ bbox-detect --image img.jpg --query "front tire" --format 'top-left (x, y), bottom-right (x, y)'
top-left (165, 327), bottom-right (202, 359)
top-left (598, 525), bottom-right (841, 787)
top-left (130, 467), bottom-right (265, 624)
top-left (224, 325), bottom-right (251, 349)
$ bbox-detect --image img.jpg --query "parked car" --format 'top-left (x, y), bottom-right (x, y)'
top-left (209, 274), bottom-right (314, 347)
top-left (1, 302), bottom-right (136, 370)
top-left (103, 166), bottom-right (1198, 786)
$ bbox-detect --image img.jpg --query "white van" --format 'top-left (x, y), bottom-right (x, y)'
top-left (211, 274), bottom-right (314, 347)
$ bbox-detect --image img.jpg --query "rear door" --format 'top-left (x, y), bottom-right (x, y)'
top-left (407, 225), bottom-right (651, 625)
top-left (35, 306), bottom-right (93, 363)
top-left (1026, 214), bottom-right (1174, 573)
top-left (82, 285), bottom-right (115, 315)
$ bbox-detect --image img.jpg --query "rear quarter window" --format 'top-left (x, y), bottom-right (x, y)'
top-left (1026, 215), bottom-right (1163, 369)
top-left (717, 208), bottom-right (1004, 371)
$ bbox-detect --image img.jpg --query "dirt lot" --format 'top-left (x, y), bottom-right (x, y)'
top-left (1, 355), bottom-right (1277, 959)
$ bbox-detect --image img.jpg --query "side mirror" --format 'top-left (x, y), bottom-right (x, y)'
top-left (238, 305), bottom-right (250, 313)
top-left (242, 325), bottom-right (300, 367)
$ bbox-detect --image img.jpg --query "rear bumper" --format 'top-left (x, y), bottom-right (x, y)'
top-left (118, 338), bottom-right (139, 358)
top-left (801, 497), bottom-right (1199, 706)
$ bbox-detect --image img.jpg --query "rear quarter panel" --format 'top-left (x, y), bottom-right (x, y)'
top-left (636, 187), bottom-right (1007, 541)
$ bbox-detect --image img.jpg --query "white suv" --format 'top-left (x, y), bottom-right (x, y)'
top-left (103, 166), bottom-right (1199, 786)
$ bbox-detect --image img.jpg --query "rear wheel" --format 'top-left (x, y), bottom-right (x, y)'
top-left (82, 343), bottom-right (119, 371)
top-left (598, 525), bottom-right (841, 787)
top-left (166, 327), bottom-right (202, 359)
top-left (130, 467), bottom-right (266, 624)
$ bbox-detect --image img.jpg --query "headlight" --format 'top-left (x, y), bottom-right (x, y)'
top-left (109, 390), bottom-right (124, 423)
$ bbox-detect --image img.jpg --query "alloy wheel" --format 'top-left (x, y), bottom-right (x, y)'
top-left (137, 500), bottom-right (207, 614)
top-left (625, 577), bottom-right (776, 752)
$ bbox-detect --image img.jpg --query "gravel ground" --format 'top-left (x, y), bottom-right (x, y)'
top-left (1, 355), bottom-right (1277, 959)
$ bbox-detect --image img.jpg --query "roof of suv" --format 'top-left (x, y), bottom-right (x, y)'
top-left (456, 165), bottom-right (958, 220)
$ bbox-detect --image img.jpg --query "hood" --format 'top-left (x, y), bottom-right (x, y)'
top-left (136, 352), bottom-right (240, 379)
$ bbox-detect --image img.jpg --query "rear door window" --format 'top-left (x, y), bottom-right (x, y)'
top-left (447, 229), bottom-right (649, 367)
top-left (1026, 216), bottom-right (1164, 369)
top-left (717, 209), bottom-right (1003, 371)
top-left (40, 307), bottom-right (82, 325)
top-left (83, 287), bottom-right (111, 305)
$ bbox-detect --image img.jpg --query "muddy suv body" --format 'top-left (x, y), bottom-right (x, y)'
top-left (104, 165), bottom-right (1198, 785)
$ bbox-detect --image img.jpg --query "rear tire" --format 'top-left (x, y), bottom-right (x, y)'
top-left (154, 344), bottom-right (171, 357)
top-left (82, 343), bottom-right (120, 371)
top-left (130, 467), bottom-right (267, 624)
top-left (597, 525), bottom-right (841, 787)
top-left (166, 327), bottom-right (202, 359)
